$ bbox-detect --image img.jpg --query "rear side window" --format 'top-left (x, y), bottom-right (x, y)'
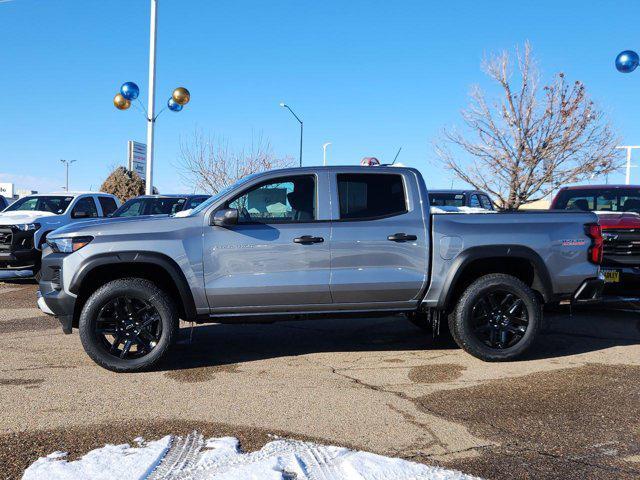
top-left (98, 197), bottom-right (118, 217)
top-left (337, 174), bottom-right (407, 220)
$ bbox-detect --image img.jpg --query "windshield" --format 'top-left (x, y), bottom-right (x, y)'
top-left (112, 197), bottom-right (187, 217)
top-left (554, 188), bottom-right (640, 214)
top-left (4, 196), bottom-right (73, 214)
top-left (429, 193), bottom-right (465, 207)
top-left (186, 174), bottom-right (262, 216)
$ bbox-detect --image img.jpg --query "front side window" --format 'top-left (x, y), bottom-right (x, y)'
top-left (71, 197), bottom-right (98, 218)
top-left (112, 198), bottom-right (145, 217)
top-left (228, 175), bottom-right (316, 223)
top-left (337, 174), bottom-right (406, 220)
top-left (5, 196), bottom-right (73, 215)
top-left (469, 195), bottom-right (481, 208)
top-left (480, 195), bottom-right (493, 210)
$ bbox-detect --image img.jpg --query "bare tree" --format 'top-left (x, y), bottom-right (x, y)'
top-left (435, 43), bottom-right (622, 209)
top-left (177, 130), bottom-right (294, 194)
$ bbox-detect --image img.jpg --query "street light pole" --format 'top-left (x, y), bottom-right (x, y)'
top-left (280, 103), bottom-right (303, 167)
top-left (60, 159), bottom-right (77, 192)
top-left (145, 0), bottom-right (158, 195)
top-left (322, 142), bottom-right (332, 166)
top-left (616, 146), bottom-right (640, 185)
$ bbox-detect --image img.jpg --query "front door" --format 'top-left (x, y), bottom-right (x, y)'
top-left (203, 173), bottom-right (332, 313)
top-left (329, 171), bottom-right (429, 306)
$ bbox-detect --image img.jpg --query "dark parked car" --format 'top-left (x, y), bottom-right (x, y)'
top-left (111, 194), bottom-right (211, 218)
top-left (429, 189), bottom-right (495, 210)
top-left (0, 195), bottom-right (8, 211)
top-left (551, 184), bottom-right (640, 296)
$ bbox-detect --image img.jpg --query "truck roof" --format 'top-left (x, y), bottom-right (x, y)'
top-left (558, 184), bottom-right (640, 190)
top-left (27, 191), bottom-right (114, 196)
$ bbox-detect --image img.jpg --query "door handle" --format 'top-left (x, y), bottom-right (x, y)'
top-left (294, 235), bottom-right (324, 244)
top-left (387, 233), bottom-right (417, 242)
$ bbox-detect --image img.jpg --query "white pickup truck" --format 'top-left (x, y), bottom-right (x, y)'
top-left (0, 192), bottom-right (120, 279)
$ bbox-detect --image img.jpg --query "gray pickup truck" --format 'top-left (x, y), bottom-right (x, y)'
top-left (37, 166), bottom-right (604, 372)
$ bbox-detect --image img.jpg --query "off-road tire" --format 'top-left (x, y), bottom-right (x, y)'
top-left (449, 273), bottom-right (541, 362)
top-left (79, 278), bottom-right (178, 372)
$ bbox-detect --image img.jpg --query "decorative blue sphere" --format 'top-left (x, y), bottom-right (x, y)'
top-left (167, 98), bottom-right (183, 112)
top-left (615, 50), bottom-right (639, 73)
top-left (120, 82), bottom-right (140, 100)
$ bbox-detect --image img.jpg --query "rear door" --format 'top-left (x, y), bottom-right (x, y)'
top-left (329, 170), bottom-right (429, 306)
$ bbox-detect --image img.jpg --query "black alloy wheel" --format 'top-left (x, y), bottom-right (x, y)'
top-left (95, 296), bottom-right (162, 359)
top-left (470, 290), bottom-right (528, 349)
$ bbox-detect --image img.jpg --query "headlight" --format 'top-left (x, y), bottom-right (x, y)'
top-left (16, 223), bottom-right (40, 231)
top-left (47, 236), bottom-right (93, 254)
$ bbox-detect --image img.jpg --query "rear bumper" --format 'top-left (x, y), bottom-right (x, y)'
top-left (572, 274), bottom-right (605, 304)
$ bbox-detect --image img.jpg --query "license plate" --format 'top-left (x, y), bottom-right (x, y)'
top-left (603, 270), bottom-right (620, 283)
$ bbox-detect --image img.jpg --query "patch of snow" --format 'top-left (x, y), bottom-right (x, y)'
top-left (22, 436), bottom-right (172, 480)
top-left (431, 206), bottom-right (495, 214)
top-left (23, 433), bottom-right (483, 480)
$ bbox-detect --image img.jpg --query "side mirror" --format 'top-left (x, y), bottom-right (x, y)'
top-left (211, 208), bottom-right (239, 227)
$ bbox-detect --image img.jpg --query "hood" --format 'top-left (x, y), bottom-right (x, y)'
top-left (0, 210), bottom-right (57, 225)
top-left (595, 211), bottom-right (640, 229)
top-left (48, 214), bottom-right (198, 239)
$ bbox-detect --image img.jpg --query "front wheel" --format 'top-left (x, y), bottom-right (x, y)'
top-left (449, 273), bottom-right (541, 362)
top-left (79, 278), bottom-right (178, 372)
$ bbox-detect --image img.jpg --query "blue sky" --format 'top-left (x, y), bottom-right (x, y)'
top-left (1, 0), bottom-right (640, 193)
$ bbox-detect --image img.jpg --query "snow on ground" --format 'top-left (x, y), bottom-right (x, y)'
top-left (23, 432), bottom-right (483, 480)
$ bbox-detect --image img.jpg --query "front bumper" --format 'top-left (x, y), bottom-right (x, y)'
top-left (600, 265), bottom-right (640, 298)
top-left (0, 248), bottom-right (39, 270)
top-left (37, 253), bottom-right (76, 334)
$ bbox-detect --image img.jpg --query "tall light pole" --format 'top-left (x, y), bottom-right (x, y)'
top-left (280, 102), bottom-right (303, 167)
top-left (616, 146), bottom-right (639, 184)
top-left (60, 159), bottom-right (76, 192)
top-left (113, 0), bottom-right (191, 195)
top-left (322, 142), bottom-right (332, 166)
top-left (146, 0), bottom-right (158, 195)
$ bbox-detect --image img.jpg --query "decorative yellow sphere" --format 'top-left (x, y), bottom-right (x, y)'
top-left (113, 93), bottom-right (131, 110)
top-left (172, 87), bottom-right (190, 106)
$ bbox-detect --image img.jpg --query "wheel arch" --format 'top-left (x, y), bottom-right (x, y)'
top-left (437, 245), bottom-right (553, 311)
top-left (70, 251), bottom-right (197, 326)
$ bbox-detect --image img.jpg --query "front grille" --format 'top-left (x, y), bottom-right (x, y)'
top-left (603, 229), bottom-right (640, 259)
top-left (0, 226), bottom-right (34, 252)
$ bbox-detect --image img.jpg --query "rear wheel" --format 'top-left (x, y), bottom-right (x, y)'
top-left (449, 273), bottom-right (541, 361)
top-left (79, 278), bottom-right (178, 372)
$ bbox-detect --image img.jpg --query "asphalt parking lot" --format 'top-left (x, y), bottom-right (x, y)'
top-left (1, 280), bottom-right (639, 480)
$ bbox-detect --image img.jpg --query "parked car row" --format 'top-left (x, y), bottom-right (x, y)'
top-left (34, 166), bottom-right (604, 372)
top-left (0, 192), bottom-right (210, 280)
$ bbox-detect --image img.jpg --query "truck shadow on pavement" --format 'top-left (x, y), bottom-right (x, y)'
top-left (157, 308), bottom-right (640, 372)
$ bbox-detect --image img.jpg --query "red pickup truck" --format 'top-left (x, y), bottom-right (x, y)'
top-left (551, 185), bottom-right (640, 296)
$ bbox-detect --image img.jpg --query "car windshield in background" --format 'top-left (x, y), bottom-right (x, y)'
top-left (4, 196), bottom-right (73, 214)
top-left (554, 189), bottom-right (640, 214)
top-left (429, 193), bottom-right (465, 207)
top-left (112, 197), bottom-right (187, 217)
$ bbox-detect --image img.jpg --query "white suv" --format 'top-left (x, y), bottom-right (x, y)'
top-left (0, 192), bottom-right (120, 279)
